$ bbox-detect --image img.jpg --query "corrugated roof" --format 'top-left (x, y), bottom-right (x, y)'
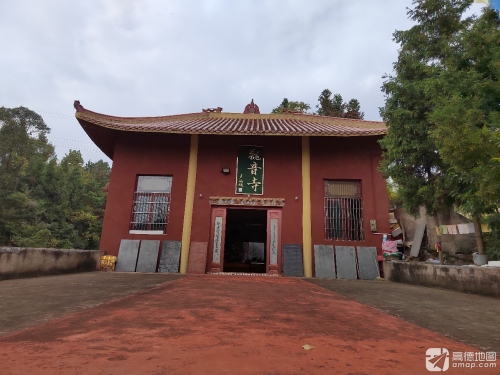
top-left (74, 101), bottom-right (386, 137)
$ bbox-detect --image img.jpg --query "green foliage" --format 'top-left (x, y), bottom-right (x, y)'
top-left (387, 180), bottom-right (404, 207)
top-left (380, 0), bottom-right (500, 257)
top-left (273, 90), bottom-right (365, 119)
top-left (429, 7), bottom-right (500, 217)
top-left (483, 213), bottom-right (500, 260)
top-left (271, 98), bottom-right (311, 113)
top-left (0, 106), bottom-right (110, 249)
top-left (345, 99), bottom-right (364, 119)
top-left (379, 0), bottom-right (475, 217)
top-left (316, 89), bottom-right (364, 119)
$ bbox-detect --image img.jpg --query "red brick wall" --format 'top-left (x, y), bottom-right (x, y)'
top-left (99, 133), bottom-right (191, 255)
top-left (191, 135), bottom-right (303, 244)
top-left (309, 136), bottom-right (390, 252)
top-left (99, 133), bottom-right (389, 260)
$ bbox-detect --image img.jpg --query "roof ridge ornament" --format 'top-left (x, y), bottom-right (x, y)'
top-left (243, 99), bottom-right (260, 114)
top-left (283, 108), bottom-right (303, 114)
top-left (202, 107), bottom-right (223, 113)
top-left (74, 100), bottom-right (85, 112)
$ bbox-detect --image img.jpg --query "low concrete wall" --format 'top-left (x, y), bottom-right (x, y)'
top-left (0, 247), bottom-right (103, 280)
top-left (383, 261), bottom-right (500, 298)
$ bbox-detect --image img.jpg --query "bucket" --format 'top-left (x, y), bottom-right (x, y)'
top-left (473, 253), bottom-right (488, 266)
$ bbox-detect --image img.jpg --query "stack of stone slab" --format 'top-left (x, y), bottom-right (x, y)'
top-left (311, 245), bottom-right (379, 280)
top-left (116, 240), bottom-right (381, 279)
top-left (115, 240), bottom-right (181, 273)
top-left (281, 244), bottom-right (379, 279)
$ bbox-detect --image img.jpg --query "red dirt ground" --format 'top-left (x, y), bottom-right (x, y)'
top-left (0, 275), bottom-right (497, 375)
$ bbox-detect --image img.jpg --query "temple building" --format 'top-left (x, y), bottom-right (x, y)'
top-left (74, 99), bottom-right (389, 277)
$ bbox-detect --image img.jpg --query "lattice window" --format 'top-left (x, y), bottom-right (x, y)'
top-left (324, 180), bottom-right (364, 241)
top-left (130, 176), bottom-right (172, 233)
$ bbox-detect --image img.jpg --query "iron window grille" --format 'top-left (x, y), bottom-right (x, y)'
top-left (324, 180), bottom-right (364, 241)
top-left (130, 176), bottom-right (172, 233)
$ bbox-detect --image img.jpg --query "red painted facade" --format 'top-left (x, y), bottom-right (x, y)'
top-left (75, 100), bottom-right (389, 276)
top-left (309, 136), bottom-right (390, 274)
top-left (191, 135), bottom-right (303, 244)
top-left (98, 132), bottom-right (390, 274)
top-left (100, 132), bottom-right (191, 253)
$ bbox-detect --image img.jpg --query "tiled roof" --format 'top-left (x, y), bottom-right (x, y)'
top-left (74, 102), bottom-right (386, 137)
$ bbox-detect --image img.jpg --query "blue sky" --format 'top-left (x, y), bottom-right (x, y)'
top-left (0, 0), bottom-right (488, 163)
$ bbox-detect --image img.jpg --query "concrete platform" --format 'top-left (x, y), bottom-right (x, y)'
top-left (306, 278), bottom-right (500, 353)
top-left (0, 272), bottom-right (184, 335)
top-left (0, 273), bottom-right (498, 374)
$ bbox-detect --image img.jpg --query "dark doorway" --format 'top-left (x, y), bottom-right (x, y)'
top-left (223, 209), bottom-right (267, 273)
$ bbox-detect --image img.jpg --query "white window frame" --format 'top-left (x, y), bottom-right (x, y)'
top-left (324, 180), bottom-right (364, 241)
top-left (129, 176), bottom-right (172, 235)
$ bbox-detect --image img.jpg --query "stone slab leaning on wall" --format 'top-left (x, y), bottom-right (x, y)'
top-left (0, 247), bottom-right (103, 280)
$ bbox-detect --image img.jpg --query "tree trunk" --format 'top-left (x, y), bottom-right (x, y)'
top-left (472, 215), bottom-right (484, 255)
top-left (433, 215), bottom-right (444, 264)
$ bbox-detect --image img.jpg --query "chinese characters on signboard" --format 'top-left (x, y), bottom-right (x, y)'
top-left (235, 146), bottom-right (264, 195)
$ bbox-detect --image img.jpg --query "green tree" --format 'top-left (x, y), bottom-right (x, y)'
top-left (0, 107), bottom-right (54, 245)
top-left (271, 98), bottom-right (311, 113)
top-left (331, 93), bottom-right (345, 118)
top-left (316, 89), bottom-right (335, 116)
top-left (76, 159), bottom-right (110, 249)
top-left (316, 89), bottom-right (364, 119)
top-left (0, 107), bottom-right (110, 250)
top-left (38, 150), bottom-right (110, 249)
top-left (379, 0), bottom-right (474, 261)
top-left (429, 6), bottom-right (500, 255)
top-left (344, 99), bottom-right (365, 119)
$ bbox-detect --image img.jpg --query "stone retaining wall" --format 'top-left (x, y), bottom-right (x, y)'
top-left (0, 247), bottom-right (103, 280)
top-left (383, 261), bottom-right (500, 298)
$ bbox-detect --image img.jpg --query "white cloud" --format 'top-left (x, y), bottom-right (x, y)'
top-left (0, 0), bottom-right (488, 162)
